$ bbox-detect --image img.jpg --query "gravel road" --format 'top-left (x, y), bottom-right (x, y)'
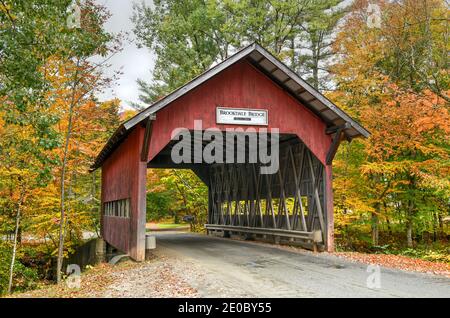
top-left (134, 232), bottom-right (450, 298)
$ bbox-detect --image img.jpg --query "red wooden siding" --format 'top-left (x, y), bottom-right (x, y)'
top-left (100, 59), bottom-right (336, 257)
top-left (147, 60), bottom-right (332, 165)
top-left (101, 127), bottom-right (147, 261)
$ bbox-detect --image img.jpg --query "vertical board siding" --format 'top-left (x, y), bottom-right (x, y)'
top-left (101, 127), bottom-right (146, 260)
top-left (148, 60), bottom-right (332, 165)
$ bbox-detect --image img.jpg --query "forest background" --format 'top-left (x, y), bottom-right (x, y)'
top-left (0, 0), bottom-right (448, 294)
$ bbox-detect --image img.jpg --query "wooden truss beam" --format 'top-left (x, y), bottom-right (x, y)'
top-left (207, 140), bottom-right (327, 250)
top-left (326, 125), bottom-right (346, 165)
top-left (140, 114), bottom-right (156, 162)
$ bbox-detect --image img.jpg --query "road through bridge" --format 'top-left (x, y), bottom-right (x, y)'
top-left (130, 232), bottom-right (450, 298)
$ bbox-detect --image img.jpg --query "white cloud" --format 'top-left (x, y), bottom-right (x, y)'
top-left (94, 0), bottom-right (156, 110)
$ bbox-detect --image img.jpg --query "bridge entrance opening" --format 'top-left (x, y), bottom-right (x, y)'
top-left (149, 132), bottom-right (328, 252)
top-left (91, 44), bottom-right (369, 261)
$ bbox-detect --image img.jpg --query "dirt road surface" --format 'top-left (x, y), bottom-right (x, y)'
top-left (104, 232), bottom-right (450, 298)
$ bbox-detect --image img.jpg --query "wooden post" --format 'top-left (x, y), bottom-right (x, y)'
top-left (325, 164), bottom-right (334, 252)
top-left (130, 128), bottom-right (147, 261)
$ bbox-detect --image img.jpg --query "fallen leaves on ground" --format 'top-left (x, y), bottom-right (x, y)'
top-left (9, 256), bottom-right (198, 298)
top-left (9, 262), bottom-right (128, 298)
top-left (334, 252), bottom-right (450, 277)
top-left (103, 254), bottom-right (198, 298)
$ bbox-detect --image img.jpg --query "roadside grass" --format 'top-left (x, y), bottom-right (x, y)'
top-left (146, 222), bottom-right (190, 231)
top-left (156, 223), bottom-right (189, 229)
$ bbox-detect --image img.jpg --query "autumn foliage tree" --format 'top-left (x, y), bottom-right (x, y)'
top-left (147, 169), bottom-right (208, 231)
top-left (361, 88), bottom-right (449, 247)
top-left (1, 0), bottom-right (449, 296)
top-left (0, 0), bottom-right (121, 293)
top-left (330, 0), bottom-right (449, 249)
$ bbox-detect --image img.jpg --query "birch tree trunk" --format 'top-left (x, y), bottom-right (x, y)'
top-left (8, 189), bottom-right (25, 294)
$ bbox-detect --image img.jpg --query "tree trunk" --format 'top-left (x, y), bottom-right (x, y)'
top-left (56, 59), bottom-right (80, 284)
top-left (8, 190), bottom-right (25, 294)
top-left (406, 220), bottom-right (413, 248)
top-left (432, 210), bottom-right (438, 242)
top-left (371, 212), bottom-right (379, 246)
top-left (406, 201), bottom-right (414, 248)
top-left (56, 104), bottom-right (74, 284)
top-left (290, 37), bottom-right (295, 68)
top-left (438, 213), bottom-right (443, 239)
top-left (384, 202), bottom-right (392, 235)
top-left (385, 216), bottom-right (392, 236)
top-left (312, 46), bottom-right (319, 89)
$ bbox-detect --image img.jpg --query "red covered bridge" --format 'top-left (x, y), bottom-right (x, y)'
top-left (91, 43), bottom-right (369, 261)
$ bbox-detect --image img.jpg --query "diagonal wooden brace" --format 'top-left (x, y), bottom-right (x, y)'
top-left (140, 114), bottom-right (156, 162)
top-left (326, 122), bottom-right (350, 165)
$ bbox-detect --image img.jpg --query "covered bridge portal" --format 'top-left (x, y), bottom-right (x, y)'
top-left (91, 44), bottom-right (369, 261)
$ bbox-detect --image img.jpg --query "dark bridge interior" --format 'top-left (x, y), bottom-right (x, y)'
top-left (148, 131), bottom-right (327, 250)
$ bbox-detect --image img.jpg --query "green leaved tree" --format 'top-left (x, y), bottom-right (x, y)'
top-left (131, 0), bottom-right (346, 107)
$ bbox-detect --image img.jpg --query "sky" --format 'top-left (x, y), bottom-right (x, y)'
top-left (94, 0), bottom-right (155, 110)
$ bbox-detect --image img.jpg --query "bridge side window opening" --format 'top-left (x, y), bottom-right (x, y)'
top-left (103, 198), bottom-right (130, 218)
